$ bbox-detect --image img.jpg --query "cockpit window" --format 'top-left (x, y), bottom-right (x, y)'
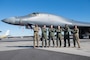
top-left (32, 12), bottom-right (39, 15)
top-left (28, 12), bottom-right (39, 16)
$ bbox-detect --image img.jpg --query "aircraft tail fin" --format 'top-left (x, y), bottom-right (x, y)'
top-left (0, 30), bottom-right (10, 39)
top-left (5, 30), bottom-right (10, 36)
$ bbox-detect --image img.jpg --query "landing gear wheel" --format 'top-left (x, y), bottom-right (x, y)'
top-left (89, 35), bottom-right (90, 39)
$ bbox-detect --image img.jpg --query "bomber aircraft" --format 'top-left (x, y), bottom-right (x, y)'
top-left (1, 12), bottom-right (90, 39)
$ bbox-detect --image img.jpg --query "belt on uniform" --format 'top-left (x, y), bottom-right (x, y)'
top-left (34, 31), bottom-right (38, 32)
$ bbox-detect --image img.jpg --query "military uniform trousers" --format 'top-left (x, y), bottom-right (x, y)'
top-left (56, 35), bottom-right (62, 47)
top-left (48, 36), bottom-right (55, 47)
top-left (34, 32), bottom-right (39, 47)
top-left (42, 35), bottom-right (47, 47)
top-left (73, 34), bottom-right (80, 48)
top-left (64, 34), bottom-right (70, 47)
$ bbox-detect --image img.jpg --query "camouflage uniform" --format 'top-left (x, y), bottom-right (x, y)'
top-left (48, 28), bottom-right (55, 47)
top-left (33, 26), bottom-right (39, 48)
top-left (56, 28), bottom-right (62, 47)
top-left (72, 28), bottom-right (80, 48)
top-left (63, 27), bottom-right (70, 47)
top-left (42, 27), bottom-right (47, 47)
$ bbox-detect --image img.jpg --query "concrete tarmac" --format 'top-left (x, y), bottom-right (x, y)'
top-left (0, 49), bottom-right (90, 60)
top-left (0, 37), bottom-right (90, 60)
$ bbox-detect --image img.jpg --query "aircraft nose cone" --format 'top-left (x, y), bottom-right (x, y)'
top-left (1, 19), bottom-right (7, 23)
top-left (1, 17), bottom-right (16, 24)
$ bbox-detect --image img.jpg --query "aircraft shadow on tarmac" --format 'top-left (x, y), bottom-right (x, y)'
top-left (0, 40), bottom-right (33, 42)
top-left (6, 46), bottom-right (33, 48)
top-left (6, 46), bottom-right (42, 48)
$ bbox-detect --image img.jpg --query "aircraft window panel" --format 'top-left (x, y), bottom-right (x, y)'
top-left (28, 12), bottom-right (39, 17)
